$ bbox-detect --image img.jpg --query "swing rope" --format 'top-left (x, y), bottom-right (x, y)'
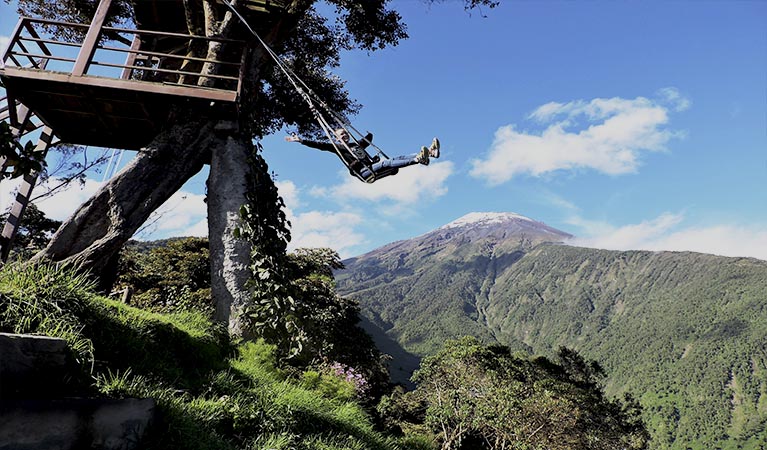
top-left (221, 0), bottom-right (388, 182)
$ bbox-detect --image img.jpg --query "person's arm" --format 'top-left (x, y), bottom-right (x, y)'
top-left (285, 134), bottom-right (335, 152)
top-left (357, 132), bottom-right (373, 150)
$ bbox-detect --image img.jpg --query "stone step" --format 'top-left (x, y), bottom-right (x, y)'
top-left (0, 397), bottom-right (156, 450)
top-left (0, 333), bottom-right (73, 398)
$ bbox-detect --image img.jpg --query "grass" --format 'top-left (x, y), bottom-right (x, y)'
top-left (0, 263), bottom-right (430, 450)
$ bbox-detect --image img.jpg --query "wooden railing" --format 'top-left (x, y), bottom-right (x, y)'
top-left (1, 17), bottom-right (248, 98)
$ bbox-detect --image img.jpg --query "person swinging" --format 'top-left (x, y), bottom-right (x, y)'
top-left (218, 0), bottom-right (441, 182)
top-left (286, 129), bottom-right (440, 182)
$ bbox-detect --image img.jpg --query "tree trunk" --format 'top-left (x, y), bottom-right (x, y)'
top-left (33, 116), bottom-right (256, 334)
top-left (32, 118), bottom-right (214, 271)
top-left (207, 122), bottom-right (253, 335)
top-left (29, 6), bottom-right (306, 336)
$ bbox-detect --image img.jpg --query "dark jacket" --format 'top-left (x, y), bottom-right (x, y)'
top-left (299, 132), bottom-right (374, 165)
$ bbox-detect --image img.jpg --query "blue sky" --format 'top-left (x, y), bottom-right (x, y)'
top-left (2, 0), bottom-right (766, 260)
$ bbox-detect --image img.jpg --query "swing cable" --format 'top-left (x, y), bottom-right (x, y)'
top-left (220, 0), bottom-right (388, 182)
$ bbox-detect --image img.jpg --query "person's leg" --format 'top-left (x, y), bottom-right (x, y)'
top-left (373, 153), bottom-right (421, 171)
top-left (357, 138), bottom-right (440, 179)
top-left (356, 154), bottom-right (417, 180)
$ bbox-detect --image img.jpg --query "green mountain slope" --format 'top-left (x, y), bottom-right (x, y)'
top-left (335, 213), bottom-right (767, 450)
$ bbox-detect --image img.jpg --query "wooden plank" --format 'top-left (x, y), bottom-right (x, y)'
top-left (2, 18), bottom-right (26, 65)
top-left (9, 100), bottom-right (32, 136)
top-left (7, 51), bottom-right (77, 64)
top-left (2, 67), bottom-right (237, 102)
top-left (22, 21), bottom-right (55, 57)
top-left (120, 36), bottom-right (142, 80)
top-left (102, 45), bottom-right (241, 67)
top-left (92, 60), bottom-right (240, 81)
top-left (17, 36), bottom-right (81, 50)
top-left (103, 25), bottom-right (247, 44)
top-left (17, 17), bottom-right (89, 31)
top-left (72, 0), bottom-right (113, 76)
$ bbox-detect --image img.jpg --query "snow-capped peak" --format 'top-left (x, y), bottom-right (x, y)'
top-left (440, 212), bottom-right (536, 230)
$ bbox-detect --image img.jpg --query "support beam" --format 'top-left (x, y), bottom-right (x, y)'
top-left (120, 35), bottom-right (142, 80)
top-left (72, 0), bottom-right (114, 76)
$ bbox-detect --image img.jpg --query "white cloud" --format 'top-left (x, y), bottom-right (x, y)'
top-left (287, 210), bottom-right (365, 257)
top-left (313, 161), bottom-right (453, 209)
top-left (32, 178), bottom-right (105, 220)
top-left (471, 90), bottom-right (688, 184)
top-left (0, 35), bottom-right (10, 55)
top-left (277, 181), bottom-right (365, 257)
top-left (6, 177), bottom-right (208, 240)
top-left (142, 190), bottom-right (208, 236)
top-left (14, 174), bottom-right (368, 255)
top-left (276, 180), bottom-right (300, 208)
top-left (177, 219), bottom-right (209, 238)
top-left (657, 87), bottom-right (692, 112)
top-left (571, 213), bottom-right (685, 251)
top-left (645, 226), bottom-right (767, 260)
top-left (569, 212), bottom-right (767, 261)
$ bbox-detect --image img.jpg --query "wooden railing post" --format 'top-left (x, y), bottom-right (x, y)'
top-left (1, 17), bottom-right (27, 67)
top-left (120, 35), bottom-right (141, 80)
top-left (72, 0), bottom-right (113, 76)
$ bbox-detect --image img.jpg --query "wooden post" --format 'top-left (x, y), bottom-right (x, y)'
top-left (72, 0), bottom-right (113, 76)
top-left (120, 35), bottom-right (142, 80)
top-left (1, 17), bottom-right (26, 67)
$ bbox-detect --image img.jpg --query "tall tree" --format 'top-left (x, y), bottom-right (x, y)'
top-left (399, 337), bottom-right (649, 450)
top-left (11, 0), bottom-right (497, 333)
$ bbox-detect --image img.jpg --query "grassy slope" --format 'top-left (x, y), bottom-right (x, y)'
top-left (0, 264), bottom-right (425, 450)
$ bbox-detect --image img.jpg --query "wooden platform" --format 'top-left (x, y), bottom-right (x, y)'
top-left (1, 12), bottom-right (247, 150)
top-left (1, 67), bottom-right (236, 149)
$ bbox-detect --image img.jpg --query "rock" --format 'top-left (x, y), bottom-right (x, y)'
top-left (0, 398), bottom-right (156, 450)
top-left (0, 333), bottom-right (69, 398)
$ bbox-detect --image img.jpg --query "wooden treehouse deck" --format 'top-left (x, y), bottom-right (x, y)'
top-left (0, 0), bottom-right (287, 262)
top-left (0, 13), bottom-right (248, 149)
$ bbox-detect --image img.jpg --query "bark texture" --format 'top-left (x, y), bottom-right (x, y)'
top-left (32, 117), bottom-right (216, 272)
top-left (207, 122), bottom-right (253, 335)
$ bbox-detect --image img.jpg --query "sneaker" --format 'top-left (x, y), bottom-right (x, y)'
top-left (428, 137), bottom-right (440, 158)
top-left (417, 146), bottom-right (430, 165)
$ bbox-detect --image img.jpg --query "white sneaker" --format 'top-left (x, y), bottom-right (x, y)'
top-left (429, 138), bottom-right (440, 158)
top-left (417, 146), bottom-right (430, 165)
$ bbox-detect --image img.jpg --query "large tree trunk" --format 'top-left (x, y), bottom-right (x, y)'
top-left (32, 117), bottom-right (214, 270)
top-left (33, 116), bottom-right (256, 335)
top-left (207, 123), bottom-right (253, 335)
top-left (30, 4), bottom-right (305, 336)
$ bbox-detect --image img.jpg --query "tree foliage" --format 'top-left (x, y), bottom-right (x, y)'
top-left (114, 232), bottom-right (391, 398)
top-left (242, 244), bottom-right (391, 397)
top-left (0, 203), bottom-right (61, 259)
top-left (338, 229), bottom-right (767, 449)
top-left (388, 336), bottom-right (649, 450)
top-left (116, 237), bottom-right (212, 314)
top-left (0, 121), bottom-right (45, 179)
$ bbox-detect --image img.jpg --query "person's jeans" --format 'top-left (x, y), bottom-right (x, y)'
top-left (359, 153), bottom-right (419, 179)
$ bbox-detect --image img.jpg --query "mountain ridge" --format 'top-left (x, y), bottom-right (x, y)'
top-left (335, 212), bottom-right (767, 450)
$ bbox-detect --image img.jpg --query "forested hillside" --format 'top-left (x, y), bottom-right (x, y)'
top-left (336, 215), bottom-right (767, 450)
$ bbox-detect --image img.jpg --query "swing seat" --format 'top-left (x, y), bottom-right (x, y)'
top-left (348, 160), bottom-right (398, 183)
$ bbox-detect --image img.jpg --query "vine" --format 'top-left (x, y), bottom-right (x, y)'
top-left (234, 142), bottom-right (301, 356)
